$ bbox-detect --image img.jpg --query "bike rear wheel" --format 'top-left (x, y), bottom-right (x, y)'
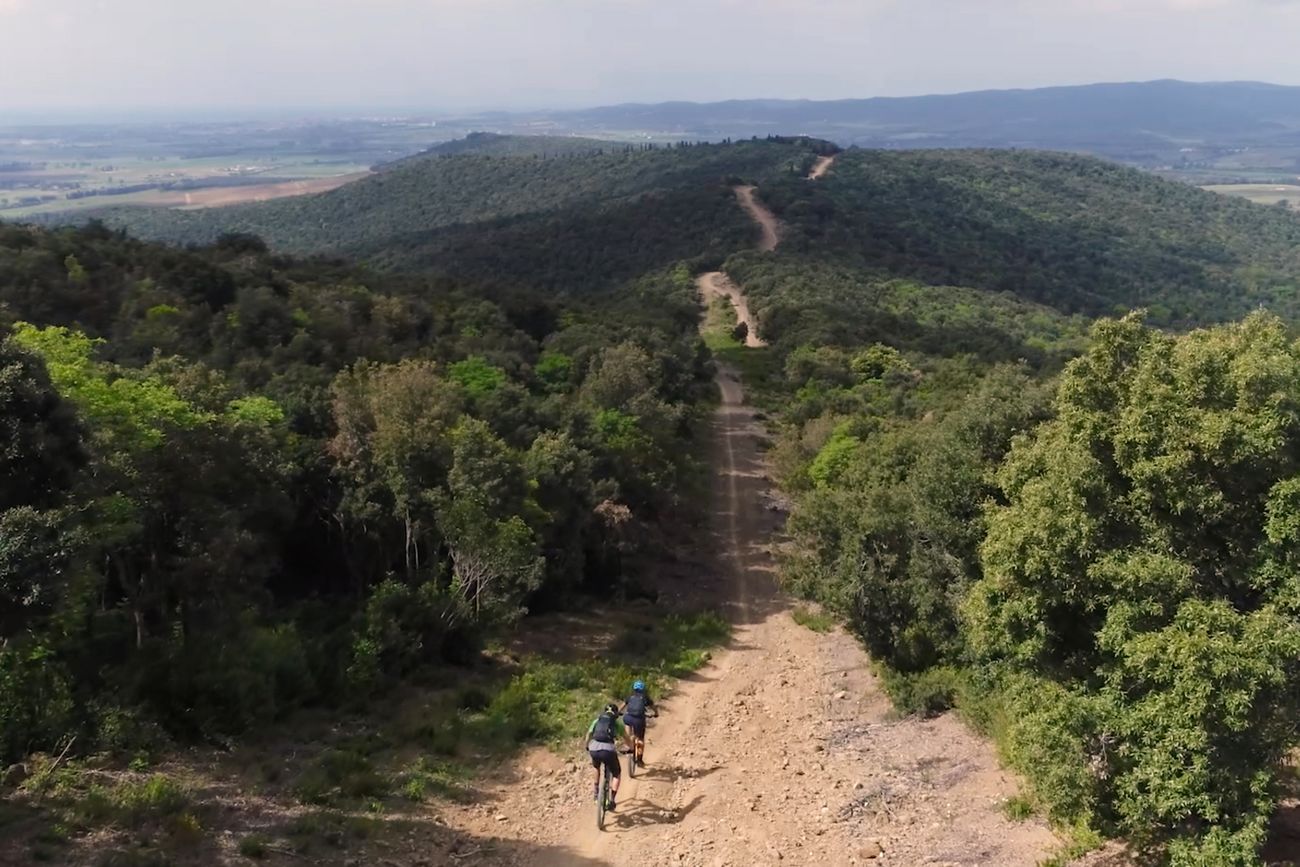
top-left (597, 766), bottom-right (608, 830)
top-left (627, 741), bottom-right (637, 778)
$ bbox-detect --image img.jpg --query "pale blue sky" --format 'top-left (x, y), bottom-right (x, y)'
top-left (2, 0), bottom-right (1298, 116)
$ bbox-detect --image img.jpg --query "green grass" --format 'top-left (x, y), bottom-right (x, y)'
top-left (701, 297), bottom-right (782, 399)
top-left (1002, 794), bottom-right (1035, 821)
top-left (68, 774), bottom-right (191, 830)
top-left (398, 757), bottom-right (470, 803)
top-left (504, 611), bottom-right (725, 749)
top-left (400, 610), bottom-right (730, 761)
top-left (791, 605), bottom-right (836, 633)
top-left (292, 748), bottom-right (388, 806)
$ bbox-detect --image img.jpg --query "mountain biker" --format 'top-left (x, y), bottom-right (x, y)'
top-left (585, 702), bottom-right (626, 810)
top-left (622, 680), bottom-right (657, 765)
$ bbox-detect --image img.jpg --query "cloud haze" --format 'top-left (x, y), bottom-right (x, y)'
top-left (1, 0), bottom-right (1298, 116)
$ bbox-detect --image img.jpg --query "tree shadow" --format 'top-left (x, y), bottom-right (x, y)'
top-left (1265, 799), bottom-right (1300, 865)
top-left (243, 809), bottom-right (616, 867)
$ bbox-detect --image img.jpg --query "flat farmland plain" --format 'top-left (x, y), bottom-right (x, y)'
top-left (1204, 182), bottom-right (1300, 208)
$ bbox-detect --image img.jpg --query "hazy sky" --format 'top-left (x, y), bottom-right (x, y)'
top-left (3, 0), bottom-right (1300, 116)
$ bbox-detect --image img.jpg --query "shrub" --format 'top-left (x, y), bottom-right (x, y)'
top-left (346, 580), bottom-right (474, 695)
top-left (293, 749), bottom-right (387, 806)
top-left (238, 834), bottom-right (269, 859)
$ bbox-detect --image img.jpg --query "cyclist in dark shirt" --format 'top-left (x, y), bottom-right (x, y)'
top-left (584, 702), bottom-right (626, 809)
top-left (622, 680), bottom-right (657, 765)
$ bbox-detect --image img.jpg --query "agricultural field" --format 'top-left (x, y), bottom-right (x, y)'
top-left (0, 117), bottom-right (444, 217)
top-left (1203, 182), bottom-right (1300, 209)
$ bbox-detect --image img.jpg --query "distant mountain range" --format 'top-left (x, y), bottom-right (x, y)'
top-left (476, 80), bottom-right (1300, 166)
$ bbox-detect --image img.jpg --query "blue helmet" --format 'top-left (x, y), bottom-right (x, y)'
top-left (632, 680), bottom-right (646, 692)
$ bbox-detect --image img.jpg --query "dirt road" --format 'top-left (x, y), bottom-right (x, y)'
top-left (445, 357), bottom-right (1060, 867)
top-left (698, 271), bottom-right (766, 348)
top-left (734, 185), bottom-right (781, 252)
top-left (808, 155), bottom-right (836, 180)
top-left (438, 157), bottom-right (1060, 866)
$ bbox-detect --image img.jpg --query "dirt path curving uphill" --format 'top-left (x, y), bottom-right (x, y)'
top-left (443, 350), bottom-right (1061, 867)
top-left (436, 152), bottom-right (1062, 867)
top-left (734, 185), bottom-right (781, 252)
top-left (808, 154), bottom-right (836, 180)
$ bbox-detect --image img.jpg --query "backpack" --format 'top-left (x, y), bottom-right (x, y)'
top-left (591, 712), bottom-right (616, 744)
top-left (625, 693), bottom-right (648, 717)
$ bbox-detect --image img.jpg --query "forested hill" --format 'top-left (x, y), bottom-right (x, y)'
top-left (757, 148), bottom-right (1300, 327)
top-left (32, 137), bottom-right (1300, 326)
top-left (11, 130), bottom-right (1300, 865)
top-left (50, 138), bottom-right (827, 268)
top-left (402, 131), bottom-right (618, 160)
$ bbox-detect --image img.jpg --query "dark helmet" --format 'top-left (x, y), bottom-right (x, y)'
top-left (604, 702), bottom-right (619, 715)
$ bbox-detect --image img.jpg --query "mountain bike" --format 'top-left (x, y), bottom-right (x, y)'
top-left (625, 709), bottom-right (657, 778)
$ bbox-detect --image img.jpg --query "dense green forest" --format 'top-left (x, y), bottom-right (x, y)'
top-left (759, 148), bottom-right (1300, 326)
top-left (11, 134), bottom-right (1300, 864)
top-left (49, 138), bottom-right (823, 263)
top-left (0, 220), bottom-right (714, 763)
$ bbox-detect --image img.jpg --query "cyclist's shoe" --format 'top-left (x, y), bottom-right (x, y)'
top-left (637, 758), bottom-right (646, 767)
top-left (608, 797), bottom-right (617, 811)
top-left (592, 784), bottom-right (599, 802)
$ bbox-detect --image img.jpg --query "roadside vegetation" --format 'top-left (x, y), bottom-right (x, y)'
top-left (771, 292), bottom-right (1300, 863)
top-left (0, 217), bottom-right (738, 858)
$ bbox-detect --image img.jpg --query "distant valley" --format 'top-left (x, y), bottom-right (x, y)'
top-left (10, 80), bottom-right (1300, 224)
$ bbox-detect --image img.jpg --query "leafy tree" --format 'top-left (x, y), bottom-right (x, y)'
top-left (329, 359), bottom-right (464, 580)
top-left (967, 312), bottom-right (1300, 862)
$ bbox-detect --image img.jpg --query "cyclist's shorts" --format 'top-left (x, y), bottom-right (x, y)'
top-left (623, 714), bottom-right (647, 738)
top-left (589, 748), bottom-right (621, 777)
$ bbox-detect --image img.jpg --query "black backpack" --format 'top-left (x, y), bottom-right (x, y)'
top-left (591, 712), bottom-right (616, 744)
top-left (625, 693), bottom-right (648, 717)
